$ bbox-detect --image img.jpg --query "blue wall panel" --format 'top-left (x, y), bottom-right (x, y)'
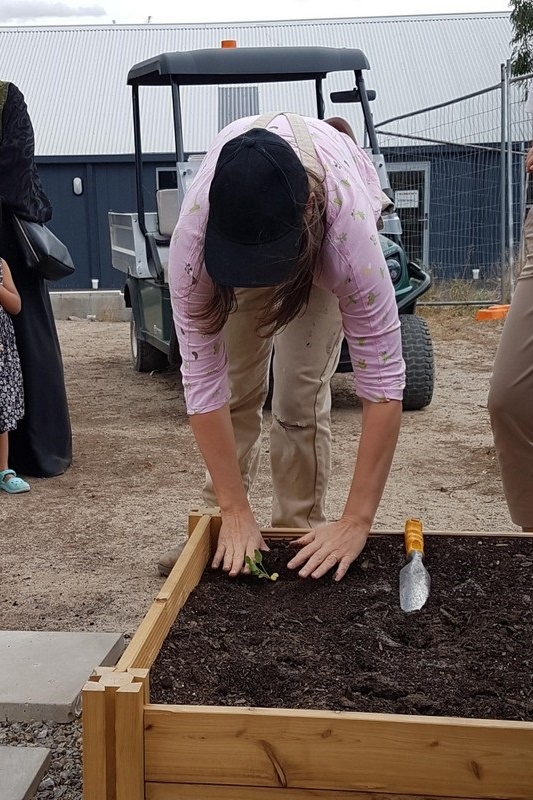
top-left (37, 156), bottom-right (175, 290)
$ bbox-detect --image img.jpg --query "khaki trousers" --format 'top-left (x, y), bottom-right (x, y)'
top-left (488, 208), bottom-right (533, 527)
top-left (203, 285), bottom-right (344, 527)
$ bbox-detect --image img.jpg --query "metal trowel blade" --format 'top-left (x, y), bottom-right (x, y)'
top-left (399, 551), bottom-right (431, 612)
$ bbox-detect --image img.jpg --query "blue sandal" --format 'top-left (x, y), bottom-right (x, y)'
top-left (0, 469), bottom-right (30, 494)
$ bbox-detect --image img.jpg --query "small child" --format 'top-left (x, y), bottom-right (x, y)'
top-left (0, 256), bottom-right (29, 493)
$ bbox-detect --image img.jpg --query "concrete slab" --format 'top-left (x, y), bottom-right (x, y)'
top-left (50, 290), bottom-right (131, 322)
top-left (0, 746), bottom-right (51, 800)
top-left (0, 631), bottom-right (125, 723)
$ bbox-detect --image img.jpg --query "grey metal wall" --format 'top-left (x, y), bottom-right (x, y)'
top-left (0, 14), bottom-right (512, 158)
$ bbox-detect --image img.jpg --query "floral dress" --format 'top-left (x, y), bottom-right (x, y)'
top-left (0, 259), bottom-right (24, 433)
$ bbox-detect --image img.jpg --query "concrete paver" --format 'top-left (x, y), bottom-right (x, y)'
top-left (0, 631), bottom-right (125, 722)
top-left (0, 746), bottom-right (51, 800)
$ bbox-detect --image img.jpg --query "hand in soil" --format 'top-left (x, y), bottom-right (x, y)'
top-left (287, 518), bottom-right (368, 580)
top-left (212, 509), bottom-right (269, 578)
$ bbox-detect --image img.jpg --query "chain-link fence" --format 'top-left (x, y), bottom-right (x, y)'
top-left (373, 63), bottom-right (532, 305)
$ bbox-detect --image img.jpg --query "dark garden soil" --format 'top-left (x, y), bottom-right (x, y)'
top-left (150, 536), bottom-right (533, 721)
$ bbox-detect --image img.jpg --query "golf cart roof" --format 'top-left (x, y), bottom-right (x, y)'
top-left (127, 46), bottom-right (370, 86)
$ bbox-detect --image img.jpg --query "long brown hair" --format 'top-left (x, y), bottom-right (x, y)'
top-left (193, 167), bottom-right (327, 337)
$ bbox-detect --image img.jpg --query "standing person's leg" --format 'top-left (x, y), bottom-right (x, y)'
top-left (0, 431), bottom-right (30, 493)
top-left (203, 287), bottom-right (275, 505)
top-left (0, 430), bottom-right (8, 472)
top-left (488, 210), bottom-right (533, 531)
top-left (270, 285), bottom-right (343, 527)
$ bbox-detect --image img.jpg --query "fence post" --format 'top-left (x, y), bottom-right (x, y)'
top-left (509, 70), bottom-right (533, 292)
top-left (500, 62), bottom-right (507, 303)
top-left (506, 59), bottom-right (516, 299)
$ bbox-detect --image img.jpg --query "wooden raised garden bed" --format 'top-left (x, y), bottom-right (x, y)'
top-left (82, 510), bottom-right (533, 800)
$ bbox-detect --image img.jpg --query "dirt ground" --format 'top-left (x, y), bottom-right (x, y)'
top-left (0, 309), bottom-right (519, 638)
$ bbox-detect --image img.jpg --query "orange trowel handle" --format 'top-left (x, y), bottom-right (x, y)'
top-left (404, 518), bottom-right (424, 557)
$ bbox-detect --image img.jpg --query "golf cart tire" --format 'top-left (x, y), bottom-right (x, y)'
top-left (400, 314), bottom-right (434, 411)
top-left (130, 316), bottom-right (168, 373)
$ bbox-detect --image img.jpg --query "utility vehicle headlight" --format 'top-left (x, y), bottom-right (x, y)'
top-left (386, 258), bottom-right (402, 284)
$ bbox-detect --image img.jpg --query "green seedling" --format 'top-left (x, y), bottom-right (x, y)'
top-left (245, 549), bottom-right (278, 581)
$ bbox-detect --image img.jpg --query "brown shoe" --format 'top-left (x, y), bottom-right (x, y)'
top-left (157, 540), bottom-right (186, 577)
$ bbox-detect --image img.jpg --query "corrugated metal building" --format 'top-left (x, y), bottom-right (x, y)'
top-left (0, 12), bottom-right (513, 287)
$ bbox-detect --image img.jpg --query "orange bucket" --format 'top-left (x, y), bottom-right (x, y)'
top-left (475, 304), bottom-right (511, 321)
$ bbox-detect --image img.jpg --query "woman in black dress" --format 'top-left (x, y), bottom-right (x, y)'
top-left (0, 80), bottom-right (71, 477)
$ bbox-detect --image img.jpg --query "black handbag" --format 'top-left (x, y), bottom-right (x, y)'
top-left (12, 216), bottom-right (75, 281)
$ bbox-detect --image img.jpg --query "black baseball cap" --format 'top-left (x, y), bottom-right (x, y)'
top-left (205, 127), bottom-right (309, 288)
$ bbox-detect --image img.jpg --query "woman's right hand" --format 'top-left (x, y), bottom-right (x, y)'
top-left (189, 406), bottom-right (269, 577)
top-left (526, 146), bottom-right (533, 173)
top-left (212, 508), bottom-right (269, 577)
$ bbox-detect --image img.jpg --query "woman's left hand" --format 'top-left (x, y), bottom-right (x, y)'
top-left (287, 518), bottom-right (369, 581)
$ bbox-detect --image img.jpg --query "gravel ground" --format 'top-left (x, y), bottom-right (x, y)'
top-left (0, 720), bottom-right (82, 799)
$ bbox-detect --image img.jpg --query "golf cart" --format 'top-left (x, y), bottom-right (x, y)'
top-left (110, 45), bottom-right (434, 410)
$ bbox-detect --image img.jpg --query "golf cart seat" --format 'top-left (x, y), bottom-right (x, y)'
top-left (156, 189), bottom-right (179, 283)
top-left (157, 189), bottom-right (180, 239)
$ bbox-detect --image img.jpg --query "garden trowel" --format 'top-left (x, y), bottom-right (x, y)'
top-left (399, 518), bottom-right (431, 612)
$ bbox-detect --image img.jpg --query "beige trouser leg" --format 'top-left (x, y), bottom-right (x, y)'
top-left (203, 288), bottom-right (274, 506)
top-left (270, 285), bottom-right (343, 527)
top-left (488, 208), bottom-right (533, 528)
top-left (203, 285), bottom-right (343, 528)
